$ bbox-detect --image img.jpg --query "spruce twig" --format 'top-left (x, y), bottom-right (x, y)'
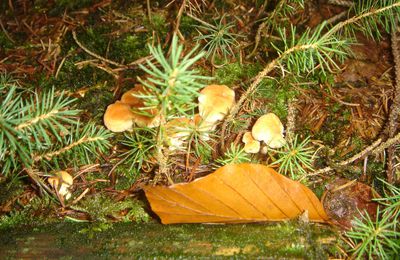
top-left (33, 135), bottom-right (107, 162)
top-left (138, 35), bottom-right (209, 182)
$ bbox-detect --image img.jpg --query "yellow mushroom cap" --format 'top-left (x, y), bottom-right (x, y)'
top-left (57, 171), bottom-right (73, 186)
top-left (48, 171), bottom-right (73, 199)
top-left (120, 84), bottom-right (146, 106)
top-left (242, 131), bottom-right (260, 153)
top-left (104, 101), bottom-right (135, 132)
top-left (48, 176), bottom-right (59, 188)
top-left (120, 85), bottom-right (160, 128)
top-left (198, 85), bottom-right (235, 123)
top-left (251, 113), bottom-right (286, 149)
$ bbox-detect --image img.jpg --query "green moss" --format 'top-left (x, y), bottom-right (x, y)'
top-left (111, 34), bottom-right (150, 63)
top-left (0, 196), bottom-right (56, 230)
top-left (215, 62), bottom-right (262, 86)
top-left (0, 177), bottom-right (24, 206)
top-left (180, 15), bottom-right (199, 37)
top-left (0, 222), bottom-right (338, 258)
top-left (0, 32), bottom-right (14, 51)
top-left (257, 78), bottom-right (298, 119)
top-left (71, 193), bottom-right (149, 223)
top-left (114, 164), bottom-right (141, 190)
top-left (146, 12), bottom-right (168, 36)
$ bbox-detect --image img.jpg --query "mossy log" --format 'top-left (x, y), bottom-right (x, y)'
top-left (0, 221), bottom-right (338, 259)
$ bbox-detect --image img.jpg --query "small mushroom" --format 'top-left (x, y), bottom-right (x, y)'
top-left (48, 171), bottom-right (73, 200)
top-left (120, 85), bottom-right (160, 128)
top-left (242, 131), bottom-right (260, 153)
top-left (198, 85), bottom-right (235, 123)
top-left (103, 101), bottom-right (135, 132)
top-left (165, 117), bottom-right (193, 151)
top-left (120, 84), bottom-right (146, 106)
top-left (252, 113), bottom-right (286, 149)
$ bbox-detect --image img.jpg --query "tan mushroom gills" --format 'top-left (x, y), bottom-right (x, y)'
top-left (251, 113), bottom-right (286, 149)
top-left (242, 131), bottom-right (261, 153)
top-left (103, 101), bottom-right (135, 132)
top-left (198, 84), bottom-right (235, 123)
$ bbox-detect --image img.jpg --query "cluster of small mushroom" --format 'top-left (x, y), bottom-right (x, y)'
top-left (48, 171), bottom-right (74, 200)
top-left (242, 113), bottom-right (286, 153)
top-left (103, 84), bottom-right (235, 150)
top-left (103, 84), bottom-right (161, 132)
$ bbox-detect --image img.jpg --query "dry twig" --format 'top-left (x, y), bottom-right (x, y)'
top-left (385, 24), bottom-right (400, 183)
top-left (310, 132), bottom-right (400, 176)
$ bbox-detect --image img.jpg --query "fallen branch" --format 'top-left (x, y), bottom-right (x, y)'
top-left (310, 131), bottom-right (400, 176)
top-left (385, 24), bottom-right (400, 183)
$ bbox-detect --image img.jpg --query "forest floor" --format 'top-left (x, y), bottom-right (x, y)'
top-left (0, 0), bottom-right (399, 258)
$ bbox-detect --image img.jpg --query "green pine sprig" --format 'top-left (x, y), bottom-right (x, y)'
top-left (139, 35), bottom-right (210, 118)
top-left (36, 121), bottom-right (113, 168)
top-left (121, 127), bottom-right (157, 172)
top-left (340, 0), bottom-right (400, 40)
top-left (269, 135), bottom-right (316, 180)
top-left (194, 15), bottom-right (242, 61)
top-left (215, 144), bottom-right (251, 168)
top-left (0, 76), bottom-right (113, 176)
top-left (345, 207), bottom-right (400, 259)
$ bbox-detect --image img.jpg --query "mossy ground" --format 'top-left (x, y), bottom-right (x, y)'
top-left (0, 221), bottom-right (337, 259)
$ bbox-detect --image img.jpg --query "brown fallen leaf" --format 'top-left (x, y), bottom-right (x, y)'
top-left (144, 164), bottom-right (329, 224)
top-left (322, 178), bottom-right (380, 229)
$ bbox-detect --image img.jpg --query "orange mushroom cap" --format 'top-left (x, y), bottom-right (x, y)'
top-left (120, 84), bottom-right (160, 128)
top-left (103, 101), bottom-right (135, 132)
top-left (48, 171), bottom-right (74, 200)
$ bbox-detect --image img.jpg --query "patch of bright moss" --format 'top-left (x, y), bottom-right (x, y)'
top-left (215, 62), bottom-right (261, 86)
top-left (110, 34), bottom-right (149, 63)
top-left (71, 193), bottom-right (149, 223)
top-left (145, 12), bottom-right (169, 36)
top-left (257, 78), bottom-right (298, 119)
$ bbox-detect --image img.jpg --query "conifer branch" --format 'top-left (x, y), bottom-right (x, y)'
top-left (15, 109), bottom-right (60, 130)
top-left (326, 1), bottom-right (400, 38)
top-left (138, 35), bottom-right (210, 182)
top-left (33, 135), bottom-right (106, 162)
top-left (222, 1), bottom-right (400, 142)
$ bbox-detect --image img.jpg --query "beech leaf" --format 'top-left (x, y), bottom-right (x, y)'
top-left (144, 164), bottom-right (329, 224)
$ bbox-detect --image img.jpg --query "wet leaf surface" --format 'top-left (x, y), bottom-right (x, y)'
top-left (322, 178), bottom-right (379, 229)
